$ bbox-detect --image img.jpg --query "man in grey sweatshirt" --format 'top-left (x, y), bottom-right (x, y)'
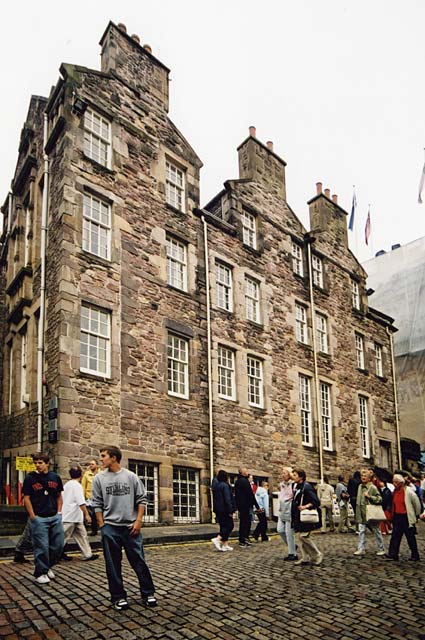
top-left (91, 446), bottom-right (157, 611)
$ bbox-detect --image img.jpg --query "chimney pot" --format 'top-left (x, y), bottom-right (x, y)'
top-left (117, 23), bottom-right (127, 33)
top-left (143, 44), bottom-right (152, 54)
top-left (332, 194), bottom-right (338, 204)
top-left (316, 182), bottom-right (323, 195)
top-left (131, 34), bottom-right (141, 44)
top-left (266, 141), bottom-right (274, 151)
top-left (249, 126), bottom-right (256, 138)
top-left (324, 188), bottom-right (331, 198)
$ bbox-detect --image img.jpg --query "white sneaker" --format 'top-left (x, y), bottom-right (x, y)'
top-left (376, 550), bottom-right (385, 556)
top-left (221, 544), bottom-right (233, 552)
top-left (35, 574), bottom-right (50, 584)
top-left (353, 549), bottom-right (365, 556)
top-left (47, 569), bottom-right (55, 579)
top-left (211, 537), bottom-right (222, 551)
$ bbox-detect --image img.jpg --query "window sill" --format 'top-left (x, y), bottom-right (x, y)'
top-left (357, 368), bottom-right (369, 376)
top-left (318, 351), bottom-right (331, 359)
top-left (352, 307), bottom-right (364, 317)
top-left (376, 375), bottom-right (388, 382)
top-left (218, 396), bottom-right (238, 404)
top-left (167, 392), bottom-right (190, 401)
top-left (296, 340), bottom-right (312, 350)
top-left (248, 404), bottom-right (266, 414)
top-left (82, 153), bottom-right (115, 175)
top-left (166, 202), bottom-right (186, 216)
top-left (323, 449), bottom-right (336, 457)
top-left (214, 306), bottom-right (234, 317)
top-left (247, 319), bottom-right (264, 330)
top-left (80, 250), bottom-right (113, 268)
top-left (242, 243), bottom-right (262, 257)
top-left (167, 284), bottom-right (191, 297)
top-left (78, 370), bottom-right (114, 383)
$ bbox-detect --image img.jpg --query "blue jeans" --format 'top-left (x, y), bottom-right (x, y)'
top-left (30, 514), bottom-right (64, 577)
top-left (101, 524), bottom-right (155, 602)
top-left (357, 523), bottom-right (385, 552)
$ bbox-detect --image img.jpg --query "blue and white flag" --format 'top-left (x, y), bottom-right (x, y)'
top-left (348, 191), bottom-right (357, 230)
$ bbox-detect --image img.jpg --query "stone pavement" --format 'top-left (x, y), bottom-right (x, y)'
top-left (0, 526), bottom-right (424, 640)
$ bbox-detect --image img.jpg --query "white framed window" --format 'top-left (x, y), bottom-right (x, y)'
top-left (245, 276), bottom-right (260, 323)
top-left (316, 313), bottom-right (328, 353)
top-left (355, 333), bottom-right (365, 369)
top-left (128, 461), bottom-right (159, 523)
top-left (218, 346), bottom-right (236, 400)
top-left (20, 332), bottom-right (28, 408)
top-left (247, 356), bottom-right (264, 408)
top-left (296, 304), bottom-right (308, 344)
top-left (292, 242), bottom-right (303, 276)
top-left (166, 161), bottom-right (185, 212)
top-left (351, 279), bottom-right (360, 310)
top-left (312, 255), bottom-right (323, 288)
top-left (374, 343), bottom-right (383, 377)
top-left (299, 374), bottom-right (313, 446)
top-left (80, 304), bottom-right (111, 377)
top-left (166, 236), bottom-right (187, 291)
top-left (216, 262), bottom-right (233, 312)
top-left (241, 210), bottom-right (257, 249)
top-left (167, 334), bottom-right (189, 399)
top-left (320, 382), bottom-right (333, 451)
top-left (359, 396), bottom-right (370, 458)
top-left (83, 109), bottom-right (111, 167)
top-left (82, 194), bottom-right (111, 260)
top-left (173, 467), bottom-right (200, 523)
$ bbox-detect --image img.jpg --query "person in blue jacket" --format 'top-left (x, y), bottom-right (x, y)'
top-left (211, 470), bottom-right (236, 552)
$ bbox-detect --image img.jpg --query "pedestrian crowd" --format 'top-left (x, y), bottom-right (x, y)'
top-left (211, 465), bottom-right (425, 566)
top-left (13, 452), bottom-right (425, 613)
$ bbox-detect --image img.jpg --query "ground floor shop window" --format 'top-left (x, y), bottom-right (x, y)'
top-left (128, 461), bottom-right (159, 523)
top-left (173, 467), bottom-right (200, 523)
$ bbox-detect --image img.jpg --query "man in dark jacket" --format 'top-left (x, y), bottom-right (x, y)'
top-left (234, 467), bottom-right (259, 547)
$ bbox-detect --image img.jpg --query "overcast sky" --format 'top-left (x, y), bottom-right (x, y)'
top-left (1, 0), bottom-right (424, 264)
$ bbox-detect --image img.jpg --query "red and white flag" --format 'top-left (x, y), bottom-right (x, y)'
top-left (365, 207), bottom-right (371, 245)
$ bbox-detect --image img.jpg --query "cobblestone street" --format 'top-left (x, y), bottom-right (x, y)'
top-left (0, 528), bottom-right (424, 640)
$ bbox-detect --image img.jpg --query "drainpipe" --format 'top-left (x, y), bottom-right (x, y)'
top-left (201, 216), bottom-right (215, 500)
top-left (306, 236), bottom-right (324, 484)
top-left (37, 114), bottom-right (49, 450)
top-left (387, 327), bottom-right (402, 468)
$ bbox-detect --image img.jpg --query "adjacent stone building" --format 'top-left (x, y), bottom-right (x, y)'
top-left (0, 22), bottom-right (399, 522)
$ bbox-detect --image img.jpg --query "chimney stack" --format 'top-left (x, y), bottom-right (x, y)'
top-left (324, 188), bottom-right (331, 199)
top-left (266, 141), bottom-right (274, 151)
top-left (332, 194), bottom-right (338, 204)
top-left (249, 126), bottom-right (256, 138)
top-left (316, 182), bottom-right (323, 195)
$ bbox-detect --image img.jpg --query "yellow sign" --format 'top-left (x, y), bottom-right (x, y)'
top-left (16, 457), bottom-right (36, 472)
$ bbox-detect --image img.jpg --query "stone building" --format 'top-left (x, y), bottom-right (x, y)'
top-left (363, 238), bottom-right (425, 472)
top-left (0, 21), bottom-right (399, 522)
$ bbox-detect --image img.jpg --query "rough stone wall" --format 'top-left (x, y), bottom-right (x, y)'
top-left (204, 142), bottom-right (397, 488)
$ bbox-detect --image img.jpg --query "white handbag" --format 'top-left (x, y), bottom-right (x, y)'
top-left (300, 508), bottom-right (320, 523)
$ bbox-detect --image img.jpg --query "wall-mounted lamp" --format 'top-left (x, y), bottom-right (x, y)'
top-left (366, 288), bottom-right (375, 296)
top-left (72, 96), bottom-right (88, 117)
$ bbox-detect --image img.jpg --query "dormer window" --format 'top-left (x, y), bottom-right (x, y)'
top-left (292, 242), bottom-right (303, 276)
top-left (351, 279), bottom-right (360, 310)
top-left (166, 161), bottom-right (185, 212)
top-left (241, 211), bottom-right (257, 249)
top-left (312, 255), bottom-right (323, 288)
top-left (83, 109), bottom-right (111, 167)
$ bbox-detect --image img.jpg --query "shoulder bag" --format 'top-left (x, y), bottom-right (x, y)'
top-left (299, 488), bottom-right (320, 524)
top-left (365, 503), bottom-right (386, 524)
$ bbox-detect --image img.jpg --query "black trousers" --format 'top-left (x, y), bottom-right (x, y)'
top-left (388, 514), bottom-right (420, 559)
top-left (215, 511), bottom-right (234, 542)
top-left (238, 509), bottom-right (251, 544)
top-left (253, 511), bottom-right (268, 541)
